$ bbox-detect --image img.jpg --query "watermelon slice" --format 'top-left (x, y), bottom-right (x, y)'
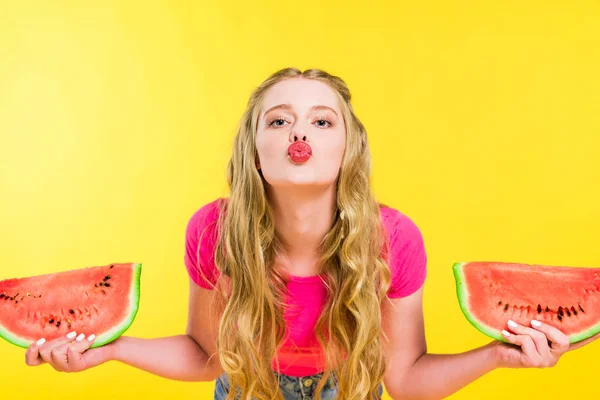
top-left (0, 262), bottom-right (141, 349)
top-left (453, 261), bottom-right (600, 344)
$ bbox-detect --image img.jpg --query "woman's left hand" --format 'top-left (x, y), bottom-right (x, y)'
top-left (491, 319), bottom-right (600, 369)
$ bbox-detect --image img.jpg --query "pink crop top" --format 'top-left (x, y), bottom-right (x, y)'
top-left (184, 198), bottom-right (427, 377)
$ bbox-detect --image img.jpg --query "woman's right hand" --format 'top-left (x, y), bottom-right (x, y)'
top-left (25, 331), bottom-right (113, 372)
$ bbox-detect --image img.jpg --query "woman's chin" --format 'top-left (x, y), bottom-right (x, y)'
top-left (265, 176), bottom-right (335, 189)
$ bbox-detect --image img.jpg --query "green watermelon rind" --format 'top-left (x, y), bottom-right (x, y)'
top-left (453, 261), bottom-right (600, 344)
top-left (90, 262), bottom-right (142, 349)
top-left (0, 263), bottom-right (142, 349)
top-left (0, 314), bottom-right (32, 348)
top-left (452, 262), bottom-right (508, 344)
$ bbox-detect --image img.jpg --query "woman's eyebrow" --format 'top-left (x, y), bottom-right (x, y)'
top-left (262, 104), bottom-right (338, 118)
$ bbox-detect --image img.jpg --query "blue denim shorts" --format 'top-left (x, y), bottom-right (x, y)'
top-left (214, 370), bottom-right (383, 399)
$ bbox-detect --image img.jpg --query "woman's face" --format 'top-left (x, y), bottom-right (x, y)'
top-left (255, 77), bottom-right (346, 189)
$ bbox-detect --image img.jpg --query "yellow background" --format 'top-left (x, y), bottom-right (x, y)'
top-left (1, 1), bottom-right (599, 398)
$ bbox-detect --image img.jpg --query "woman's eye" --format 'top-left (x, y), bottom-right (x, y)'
top-left (267, 117), bottom-right (333, 128)
top-left (268, 118), bottom-right (287, 127)
top-left (315, 118), bottom-right (333, 128)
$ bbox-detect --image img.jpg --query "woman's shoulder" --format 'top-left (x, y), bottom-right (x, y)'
top-left (184, 197), bottom-right (227, 289)
top-left (378, 203), bottom-right (423, 239)
top-left (188, 197), bottom-right (226, 227)
top-left (377, 203), bottom-right (428, 298)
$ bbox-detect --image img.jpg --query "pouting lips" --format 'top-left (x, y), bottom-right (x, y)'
top-left (288, 142), bottom-right (312, 163)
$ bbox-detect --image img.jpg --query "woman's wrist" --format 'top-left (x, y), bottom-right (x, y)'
top-left (103, 336), bottom-right (124, 363)
top-left (486, 340), bottom-right (505, 369)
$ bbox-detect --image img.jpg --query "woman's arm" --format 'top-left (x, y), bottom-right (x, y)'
top-left (109, 335), bottom-right (218, 382)
top-left (380, 286), bottom-right (600, 400)
top-left (381, 286), bottom-right (497, 399)
top-left (110, 280), bottom-right (225, 382)
top-left (25, 279), bottom-right (223, 382)
top-left (388, 342), bottom-right (498, 400)
top-left (26, 333), bottom-right (217, 382)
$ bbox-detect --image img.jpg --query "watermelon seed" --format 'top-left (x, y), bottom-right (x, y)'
top-left (545, 306), bottom-right (550, 312)
top-left (15, 301), bottom-right (18, 304)
top-left (99, 282), bottom-right (104, 287)
top-left (104, 275), bottom-right (111, 281)
top-left (498, 301), bottom-right (502, 305)
top-left (558, 307), bottom-right (564, 317)
top-left (579, 304), bottom-right (585, 313)
top-left (504, 304), bottom-right (509, 311)
top-left (110, 265), bottom-right (114, 268)
top-left (49, 319), bottom-right (54, 324)
top-left (557, 315), bottom-right (563, 321)
top-left (571, 306), bottom-right (577, 316)
top-left (537, 304), bottom-right (542, 313)
top-left (56, 321), bottom-right (61, 327)
top-left (94, 284), bottom-right (98, 287)
top-left (101, 289), bottom-right (106, 294)
top-left (69, 309), bottom-right (74, 314)
top-left (0, 294), bottom-right (4, 299)
top-left (566, 308), bottom-right (571, 317)
top-left (104, 283), bottom-right (110, 287)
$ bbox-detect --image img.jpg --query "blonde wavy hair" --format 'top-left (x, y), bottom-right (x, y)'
top-left (202, 67), bottom-right (394, 400)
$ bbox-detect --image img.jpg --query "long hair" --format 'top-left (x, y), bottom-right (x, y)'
top-left (205, 67), bottom-right (393, 400)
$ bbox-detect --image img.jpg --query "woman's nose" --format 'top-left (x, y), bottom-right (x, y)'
top-left (290, 133), bottom-right (307, 142)
top-left (289, 125), bottom-right (308, 142)
top-left (289, 119), bottom-right (310, 142)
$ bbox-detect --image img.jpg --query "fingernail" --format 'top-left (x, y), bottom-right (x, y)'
top-left (507, 320), bottom-right (518, 328)
top-left (36, 338), bottom-right (46, 346)
top-left (76, 333), bottom-right (85, 341)
top-left (502, 329), bottom-right (511, 337)
top-left (87, 334), bottom-right (95, 341)
top-left (531, 319), bottom-right (542, 327)
top-left (67, 331), bottom-right (77, 339)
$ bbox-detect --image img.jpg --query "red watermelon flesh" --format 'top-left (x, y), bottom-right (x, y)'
top-left (453, 261), bottom-right (600, 343)
top-left (0, 262), bottom-right (141, 349)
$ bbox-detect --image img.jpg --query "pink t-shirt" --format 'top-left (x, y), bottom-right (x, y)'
top-left (184, 198), bottom-right (427, 377)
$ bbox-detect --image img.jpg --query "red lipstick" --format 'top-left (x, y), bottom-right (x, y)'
top-left (288, 142), bottom-right (312, 164)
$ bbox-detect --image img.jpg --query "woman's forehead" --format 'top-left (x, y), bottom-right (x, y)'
top-left (261, 78), bottom-right (340, 115)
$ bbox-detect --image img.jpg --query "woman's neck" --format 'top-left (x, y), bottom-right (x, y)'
top-left (266, 184), bottom-right (337, 263)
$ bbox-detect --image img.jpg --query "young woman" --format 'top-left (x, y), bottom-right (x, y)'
top-left (25, 68), bottom-right (599, 400)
